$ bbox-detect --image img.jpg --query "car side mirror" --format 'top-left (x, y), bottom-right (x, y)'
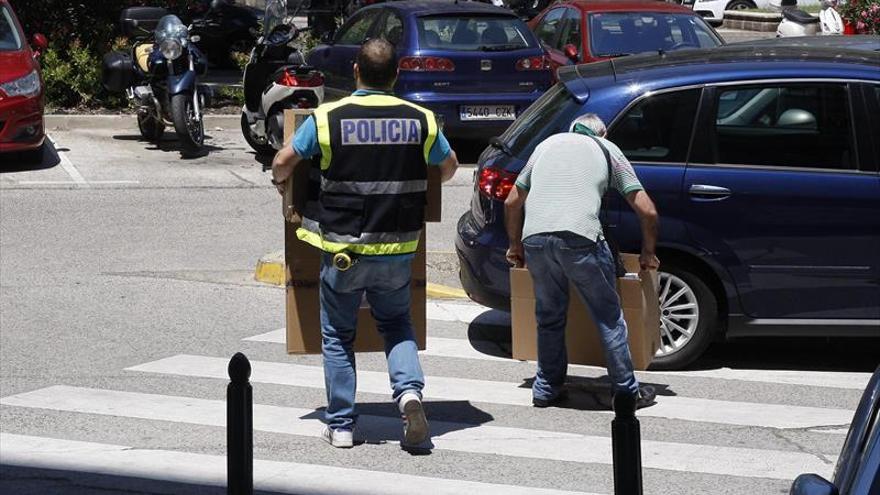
top-left (320, 31), bottom-right (335, 44)
top-left (563, 43), bottom-right (579, 62)
top-left (790, 474), bottom-right (839, 495)
top-left (32, 33), bottom-right (48, 55)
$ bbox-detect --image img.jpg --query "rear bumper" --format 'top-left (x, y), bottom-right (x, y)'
top-left (455, 210), bottom-right (512, 311)
top-left (0, 94), bottom-right (45, 153)
top-left (691, 0), bottom-right (725, 22)
top-left (401, 91), bottom-right (544, 140)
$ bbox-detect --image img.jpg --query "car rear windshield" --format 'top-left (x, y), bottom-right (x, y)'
top-left (0, 6), bottom-right (23, 51)
top-left (501, 84), bottom-right (581, 156)
top-left (588, 12), bottom-right (719, 57)
top-left (417, 15), bottom-right (534, 51)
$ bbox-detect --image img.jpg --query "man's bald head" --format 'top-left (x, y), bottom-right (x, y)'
top-left (355, 38), bottom-right (398, 90)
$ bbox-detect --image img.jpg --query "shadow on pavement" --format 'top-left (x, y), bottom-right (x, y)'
top-left (0, 142), bottom-right (61, 173)
top-left (689, 336), bottom-right (880, 373)
top-left (301, 400), bottom-right (494, 455)
top-left (0, 465), bottom-right (288, 495)
top-left (464, 308), bottom-right (880, 373)
top-left (111, 134), bottom-right (224, 159)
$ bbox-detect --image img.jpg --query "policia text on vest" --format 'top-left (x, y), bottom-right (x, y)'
top-left (280, 106), bottom-right (442, 354)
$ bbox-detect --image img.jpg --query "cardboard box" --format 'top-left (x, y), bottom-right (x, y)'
top-left (510, 254), bottom-right (661, 370)
top-left (282, 109), bottom-right (439, 354)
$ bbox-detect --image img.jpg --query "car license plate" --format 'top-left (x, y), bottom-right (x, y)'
top-left (460, 105), bottom-right (516, 121)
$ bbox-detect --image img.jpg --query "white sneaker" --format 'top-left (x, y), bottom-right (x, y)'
top-left (398, 392), bottom-right (429, 446)
top-left (321, 426), bottom-right (354, 448)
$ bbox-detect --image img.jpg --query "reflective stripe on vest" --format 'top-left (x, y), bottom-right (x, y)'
top-left (296, 218), bottom-right (421, 255)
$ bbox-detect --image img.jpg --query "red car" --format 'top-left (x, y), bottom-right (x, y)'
top-left (528, 0), bottom-right (723, 73)
top-left (0, 0), bottom-right (47, 161)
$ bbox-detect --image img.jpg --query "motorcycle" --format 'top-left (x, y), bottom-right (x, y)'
top-left (240, 0), bottom-right (324, 155)
top-left (186, 0), bottom-right (262, 68)
top-left (771, 0), bottom-right (843, 36)
top-left (102, 8), bottom-right (212, 156)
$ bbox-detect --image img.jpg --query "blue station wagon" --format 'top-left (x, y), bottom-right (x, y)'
top-left (307, 0), bottom-right (553, 140)
top-left (455, 39), bottom-right (880, 369)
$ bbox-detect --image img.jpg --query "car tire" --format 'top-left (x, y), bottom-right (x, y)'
top-left (649, 263), bottom-right (718, 370)
top-left (725, 0), bottom-right (755, 10)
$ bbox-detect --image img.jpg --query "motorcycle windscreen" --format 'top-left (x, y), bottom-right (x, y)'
top-left (264, 0), bottom-right (287, 36)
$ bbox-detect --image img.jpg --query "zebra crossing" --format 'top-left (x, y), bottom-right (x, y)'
top-left (0, 299), bottom-right (865, 494)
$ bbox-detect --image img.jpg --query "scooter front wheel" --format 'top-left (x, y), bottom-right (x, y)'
top-left (240, 112), bottom-right (276, 156)
top-left (171, 93), bottom-right (204, 156)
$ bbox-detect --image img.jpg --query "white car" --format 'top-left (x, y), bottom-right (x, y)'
top-left (679, 0), bottom-right (818, 25)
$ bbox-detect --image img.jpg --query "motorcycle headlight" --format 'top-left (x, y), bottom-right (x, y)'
top-left (0, 70), bottom-right (41, 98)
top-left (160, 39), bottom-right (183, 60)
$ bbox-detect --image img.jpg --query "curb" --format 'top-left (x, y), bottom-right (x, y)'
top-left (253, 250), bottom-right (469, 299)
top-left (45, 114), bottom-right (241, 131)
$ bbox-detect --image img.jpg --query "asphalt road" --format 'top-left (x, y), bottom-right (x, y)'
top-left (0, 116), bottom-right (876, 495)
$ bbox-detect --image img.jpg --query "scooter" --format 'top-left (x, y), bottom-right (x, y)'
top-left (186, 0), bottom-right (261, 68)
top-left (240, 0), bottom-right (324, 155)
top-left (103, 8), bottom-right (212, 156)
top-left (771, 0), bottom-right (842, 36)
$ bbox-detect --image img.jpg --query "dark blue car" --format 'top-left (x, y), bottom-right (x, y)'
top-left (306, 0), bottom-right (553, 140)
top-left (456, 39), bottom-right (880, 369)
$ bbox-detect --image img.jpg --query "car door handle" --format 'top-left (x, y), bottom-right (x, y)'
top-left (689, 184), bottom-right (731, 200)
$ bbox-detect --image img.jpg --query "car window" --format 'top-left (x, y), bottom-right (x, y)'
top-left (608, 89), bottom-right (700, 163)
top-left (380, 11), bottom-right (404, 45)
top-left (0, 5), bottom-right (23, 51)
top-left (416, 15), bottom-right (531, 51)
top-left (713, 84), bottom-right (855, 170)
top-left (588, 13), bottom-right (719, 57)
top-left (535, 8), bottom-right (565, 48)
top-left (336, 10), bottom-right (381, 45)
top-left (502, 84), bottom-right (582, 156)
top-left (557, 8), bottom-right (582, 55)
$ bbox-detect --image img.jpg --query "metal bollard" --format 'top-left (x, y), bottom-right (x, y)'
top-left (611, 393), bottom-right (643, 495)
top-left (228, 352), bottom-right (253, 495)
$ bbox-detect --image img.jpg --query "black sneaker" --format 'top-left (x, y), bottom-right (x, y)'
top-left (636, 385), bottom-right (657, 409)
top-left (532, 389), bottom-right (569, 408)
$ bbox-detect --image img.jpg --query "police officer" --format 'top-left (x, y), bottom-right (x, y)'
top-left (271, 38), bottom-right (459, 449)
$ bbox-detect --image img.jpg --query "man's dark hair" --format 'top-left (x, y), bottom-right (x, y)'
top-left (356, 38), bottom-right (398, 89)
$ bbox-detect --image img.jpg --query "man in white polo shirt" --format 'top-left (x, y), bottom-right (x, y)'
top-left (504, 113), bottom-right (660, 408)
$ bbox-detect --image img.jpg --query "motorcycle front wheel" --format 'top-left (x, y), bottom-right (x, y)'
top-left (240, 112), bottom-right (275, 156)
top-left (171, 93), bottom-right (204, 156)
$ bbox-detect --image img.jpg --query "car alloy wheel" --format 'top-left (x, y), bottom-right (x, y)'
top-left (656, 271), bottom-right (700, 357)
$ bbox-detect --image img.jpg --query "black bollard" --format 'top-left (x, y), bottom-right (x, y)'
top-left (228, 352), bottom-right (253, 495)
top-left (611, 392), bottom-right (643, 495)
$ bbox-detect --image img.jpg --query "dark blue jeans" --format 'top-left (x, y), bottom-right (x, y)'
top-left (319, 253), bottom-right (425, 430)
top-left (523, 232), bottom-right (640, 400)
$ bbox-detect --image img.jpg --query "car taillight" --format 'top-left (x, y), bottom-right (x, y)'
top-left (277, 70), bottom-right (324, 87)
top-left (515, 55), bottom-right (550, 71)
top-left (399, 56), bottom-right (455, 72)
top-left (478, 167), bottom-right (518, 201)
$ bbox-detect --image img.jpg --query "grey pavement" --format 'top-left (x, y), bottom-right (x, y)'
top-left (0, 114), bottom-right (871, 495)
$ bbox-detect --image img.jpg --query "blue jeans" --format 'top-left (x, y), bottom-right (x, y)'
top-left (523, 232), bottom-right (640, 400)
top-left (319, 253), bottom-right (425, 430)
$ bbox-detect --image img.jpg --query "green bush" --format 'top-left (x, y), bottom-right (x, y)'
top-left (13, 0), bottom-right (195, 109)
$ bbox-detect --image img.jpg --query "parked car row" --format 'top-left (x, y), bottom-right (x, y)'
top-left (305, 0), bottom-right (722, 140)
top-left (455, 36), bottom-right (880, 369)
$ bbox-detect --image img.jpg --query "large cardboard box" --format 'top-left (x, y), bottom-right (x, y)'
top-left (510, 254), bottom-right (661, 370)
top-left (282, 109), bottom-right (439, 354)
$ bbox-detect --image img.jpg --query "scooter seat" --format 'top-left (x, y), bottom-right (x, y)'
top-left (135, 43), bottom-right (153, 73)
top-left (783, 8), bottom-right (819, 24)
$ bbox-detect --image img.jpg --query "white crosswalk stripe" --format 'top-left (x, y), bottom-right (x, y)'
top-left (0, 433), bottom-right (595, 495)
top-left (127, 354), bottom-right (855, 430)
top-left (244, 327), bottom-right (872, 391)
top-left (0, 299), bottom-right (861, 493)
top-left (0, 385), bottom-right (836, 480)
